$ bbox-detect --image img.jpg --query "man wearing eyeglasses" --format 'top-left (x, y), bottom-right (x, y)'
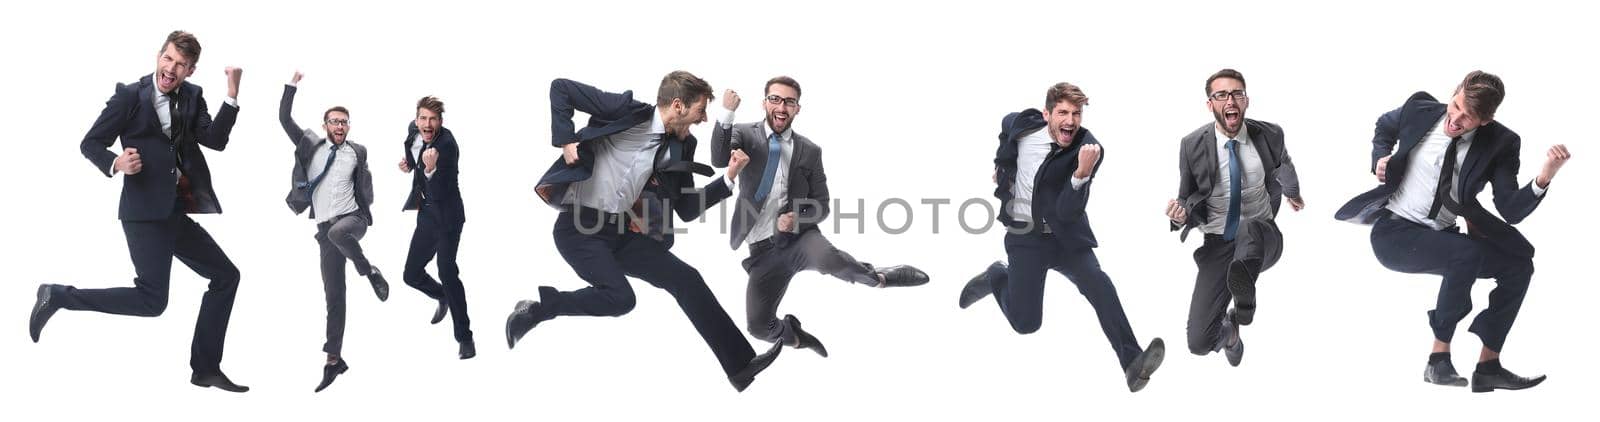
top-left (29, 30), bottom-right (249, 392)
top-left (708, 77), bottom-right (929, 358)
top-left (508, 71), bottom-right (782, 392)
top-left (1165, 69), bottom-right (1303, 367)
top-left (278, 71), bottom-right (387, 392)
top-left (1335, 71), bottom-right (1570, 392)
top-left (960, 82), bottom-right (1166, 393)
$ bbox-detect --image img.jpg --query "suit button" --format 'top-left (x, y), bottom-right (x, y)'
top-left (170, 169), bottom-right (176, 174)
top-left (170, 146), bottom-right (175, 151)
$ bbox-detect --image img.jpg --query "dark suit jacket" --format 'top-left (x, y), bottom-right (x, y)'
top-left (709, 121), bottom-right (829, 249)
top-left (401, 123), bottom-right (466, 227)
top-left (537, 78), bottom-right (728, 249)
top-left (279, 84), bottom-right (374, 224)
top-left (80, 74), bottom-right (239, 221)
top-left (1170, 119), bottom-right (1301, 241)
top-left (991, 109), bottom-right (1104, 250)
top-left (1335, 92), bottom-right (1544, 257)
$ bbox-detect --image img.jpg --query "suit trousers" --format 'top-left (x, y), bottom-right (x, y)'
top-left (740, 229), bottom-right (878, 343)
top-left (56, 199), bottom-right (241, 374)
top-left (538, 209), bottom-right (756, 378)
top-left (402, 204), bottom-right (472, 343)
top-left (1370, 212), bottom-right (1533, 352)
top-left (314, 213), bottom-right (373, 356)
top-left (1185, 219), bottom-right (1283, 355)
top-left (982, 231), bottom-right (1143, 369)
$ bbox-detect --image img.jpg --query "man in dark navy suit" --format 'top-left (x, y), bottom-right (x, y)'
top-left (506, 71), bottom-right (782, 392)
top-left (29, 30), bottom-right (249, 392)
top-left (958, 82), bottom-right (1165, 393)
top-left (397, 96), bottom-right (476, 360)
top-left (1336, 71), bottom-right (1572, 393)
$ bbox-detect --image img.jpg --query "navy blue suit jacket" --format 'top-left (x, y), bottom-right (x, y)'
top-left (80, 74), bottom-right (238, 221)
top-left (402, 123), bottom-right (466, 227)
top-left (992, 109), bottom-right (1104, 250)
top-left (1335, 92), bottom-right (1545, 257)
top-left (536, 78), bottom-right (729, 249)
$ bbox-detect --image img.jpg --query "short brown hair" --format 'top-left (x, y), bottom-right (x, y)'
top-left (416, 96), bottom-right (445, 115)
top-left (657, 70), bottom-right (714, 108)
top-left (160, 30), bottom-right (202, 64)
top-left (1456, 70), bottom-right (1505, 120)
top-left (323, 106), bottom-right (349, 122)
top-left (1045, 82), bottom-right (1089, 110)
top-left (1205, 68), bottom-right (1246, 95)
top-left (765, 76), bottom-right (801, 98)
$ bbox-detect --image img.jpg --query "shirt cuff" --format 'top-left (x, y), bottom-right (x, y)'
top-left (717, 106), bottom-right (735, 128)
top-left (224, 97), bottom-right (238, 107)
top-left (724, 172), bottom-right (738, 188)
top-left (424, 168), bottom-right (436, 179)
top-left (108, 162), bottom-right (118, 176)
top-left (1070, 175), bottom-right (1090, 190)
top-left (1531, 180), bottom-right (1548, 197)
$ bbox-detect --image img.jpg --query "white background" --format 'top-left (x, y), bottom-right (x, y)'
top-left (4, 0), bottom-right (1595, 420)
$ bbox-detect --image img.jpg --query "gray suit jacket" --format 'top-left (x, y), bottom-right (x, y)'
top-left (280, 84), bottom-right (374, 225)
top-left (710, 121), bottom-right (830, 250)
top-left (1170, 119), bottom-right (1299, 241)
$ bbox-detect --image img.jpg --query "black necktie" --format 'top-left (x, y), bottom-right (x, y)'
top-left (165, 92), bottom-right (185, 169)
top-left (1426, 137), bottom-right (1463, 220)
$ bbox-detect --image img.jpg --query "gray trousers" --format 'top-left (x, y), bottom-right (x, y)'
top-left (315, 213), bottom-right (374, 356)
top-left (740, 229), bottom-right (878, 343)
top-left (1185, 218), bottom-right (1282, 355)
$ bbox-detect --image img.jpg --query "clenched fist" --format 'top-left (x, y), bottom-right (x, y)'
top-left (224, 66), bottom-right (243, 99)
top-left (1074, 144), bottom-right (1101, 179)
top-left (1537, 144), bottom-right (1571, 188)
top-left (728, 149), bottom-right (750, 183)
top-left (1375, 154), bottom-right (1392, 183)
top-left (398, 157), bottom-right (411, 173)
top-left (562, 142), bottom-right (580, 165)
top-left (778, 212), bottom-right (796, 233)
top-left (1165, 199), bottom-right (1187, 225)
top-left (115, 147), bottom-right (143, 175)
top-left (723, 89), bottom-right (740, 111)
top-left (422, 148), bottom-right (439, 172)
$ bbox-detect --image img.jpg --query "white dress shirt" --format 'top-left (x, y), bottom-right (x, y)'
top-left (308, 141), bottom-right (360, 223)
top-left (1200, 124), bottom-right (1273, 235)
top-left (563, 115), bottom-right (666, 214)
top-left (1385, 116), bottom-right (1546, 230)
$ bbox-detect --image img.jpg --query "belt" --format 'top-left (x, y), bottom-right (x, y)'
top-left (571, 205), bottom-right (626, 228)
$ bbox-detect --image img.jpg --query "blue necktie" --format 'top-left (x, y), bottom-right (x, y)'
top-left (1223, 139), bottom-right (1242, 242)
top-left (308, 143), bottom-right (340, 195)
top-left (753, 133), bottom-right (781, 204)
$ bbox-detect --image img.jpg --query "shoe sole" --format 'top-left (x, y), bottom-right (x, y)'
top-left (1130, 340), bottom-right (1166, 392)
top-left (1471, 376), bottom-right (1546, 393)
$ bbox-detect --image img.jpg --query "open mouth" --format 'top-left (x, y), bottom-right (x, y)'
top-left (1224, 109), bottom-right (1241, 125)
top-left (159, 71), bottom-right (177, 89)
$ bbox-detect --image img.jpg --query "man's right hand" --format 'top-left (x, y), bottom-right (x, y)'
top-left (291, 71), bottom-right (303, 85)
top-left (115, 148), bottom-right (143, 175)
top-left (728, 149), bottom-right (750, 182)
top-left (562, 142), bottom-right (580, 165)
top-left (1376, 154), bottom-right (1392, 183)
top-left (398, 157), bottom-right (411, 173)
top-left (723, 89), bottom-right (740, 111)
top-left (1166, 199), bottom-right (1187, 225)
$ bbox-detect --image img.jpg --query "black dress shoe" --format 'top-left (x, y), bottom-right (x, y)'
top-left (506, 300), bottom-right (543, 349)
top-left (781, 315), bottom-right (828, 358)
top-left (430, 300), bottom-right (448, 325)
top-left (459, 340), bottom-right (477, 360)
top-left (29, 284), bottom-right (62, 343)
top-left (876, 265), bottom-right (929, 287)
top-left (1227, 261), bottom-right (1258, 325)
top-left (314, 358), bottom-right (350, 393)
top-left (367, 269), bottom-right (390, 302)
top-left (958, 262), bottom-right (1002, 309)
top-left (191, 372), bottom-right (250, 393)
top-left (1125, 338), bottom-right (1166, 393)
top-left (1222, 310), bottom-right (1244, 367)
top-left (1471, 367), bottom-right (1546, 392)
top-left (730, 342), bottom-right (783, 392)
top-left (1423, 359), bottom-right (1469, 387)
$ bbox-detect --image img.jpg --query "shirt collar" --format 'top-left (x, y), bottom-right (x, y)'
top-left (1215, 121), bottom-right (1250, 145)
top-left (648, 113), bottom-right (666, 137)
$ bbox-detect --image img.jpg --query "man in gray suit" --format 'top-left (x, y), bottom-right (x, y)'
top-left (279, 71), bottom-right (388, 392)
top-left (1165, 69), bottom-right (1304, 366)
top-left (709, 76), bottom-right (928, 357)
